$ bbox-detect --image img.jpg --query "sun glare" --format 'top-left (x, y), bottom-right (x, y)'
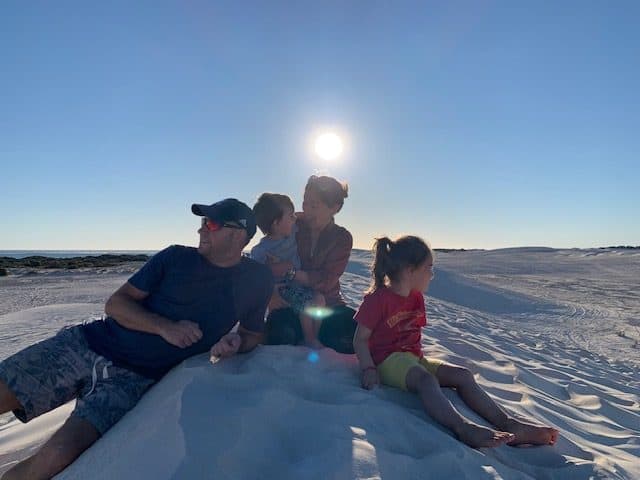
top-left (314, 132), bottom-right (343, 161)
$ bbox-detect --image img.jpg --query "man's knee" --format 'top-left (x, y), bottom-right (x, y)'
top-left (0, 379), bottom-right (22, 414)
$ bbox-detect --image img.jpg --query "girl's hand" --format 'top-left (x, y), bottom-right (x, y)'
top-left (361, 367), bottom-right (380, 390)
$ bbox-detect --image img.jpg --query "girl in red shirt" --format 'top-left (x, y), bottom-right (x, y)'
top-left (353, 236), bottom-right (558, 448)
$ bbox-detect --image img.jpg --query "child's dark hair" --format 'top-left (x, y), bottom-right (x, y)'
top-left (253, 193), bottom-right (294, 235)
top-left (368, 236), bottom-right (433, 292)
top-left (305, 175), bottom-right (349, 212)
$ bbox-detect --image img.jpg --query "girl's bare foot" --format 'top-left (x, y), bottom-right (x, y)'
top-left (504, 418), bottom-right (559, 446)
top-left (455, 422), bottom-right (515, 448)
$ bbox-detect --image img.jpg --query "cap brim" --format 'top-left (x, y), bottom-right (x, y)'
top-left (191, 204), bottom-right (207, 216)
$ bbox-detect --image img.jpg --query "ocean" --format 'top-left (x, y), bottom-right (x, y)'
top-left (0, 250), bottom-right (158, 259)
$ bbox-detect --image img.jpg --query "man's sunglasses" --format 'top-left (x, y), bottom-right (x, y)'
top-left (201, 217), bottom-right (245, 232)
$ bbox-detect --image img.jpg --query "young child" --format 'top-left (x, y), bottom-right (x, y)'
top-left (252, 193), bottom-right (325, 348)
top-left (353, 235), bottom-right (559, 448)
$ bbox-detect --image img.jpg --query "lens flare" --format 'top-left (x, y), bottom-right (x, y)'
top-left (304, 306), bottom-right (333, 319)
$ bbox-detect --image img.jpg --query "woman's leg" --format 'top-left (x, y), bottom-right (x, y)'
top-left (317, 306), bottom-right (357, 354)
top-left (406, 366), bottom-right (514, 448)
top-left (264, 308), bottom-right (303, 345)
top-left (436, 364), bottom-right (558, 445)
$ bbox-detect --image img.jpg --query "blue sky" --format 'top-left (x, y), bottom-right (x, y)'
top-left (2, 1), bottom-right (638, 250)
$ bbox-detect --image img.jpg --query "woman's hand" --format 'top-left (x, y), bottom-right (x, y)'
top-left (268, 260), bottom-right (294, 278)
top-left (361, 367), bottom-right (380, 390)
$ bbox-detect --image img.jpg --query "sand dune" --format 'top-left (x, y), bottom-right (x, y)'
top-left (0, 248), bottom-right (638, 479)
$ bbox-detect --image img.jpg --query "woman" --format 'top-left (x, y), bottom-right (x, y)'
top-left (265, 175), bottom-right (356, 353)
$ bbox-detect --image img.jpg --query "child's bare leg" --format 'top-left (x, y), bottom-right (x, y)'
top-left (301, 292), bottom-right (325, 348)
top-left (436, 364), bottom-right (558, 446)
top-left (406, 367), bottom-right (514, 448)
top-left (300, 313), bottom-right (323, 348)
top-left (310, 293), bottom-right (324, 343)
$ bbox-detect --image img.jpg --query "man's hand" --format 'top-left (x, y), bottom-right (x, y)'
top-left (210, 332), bottom-right (242, 360)
top-left (159, 320), bottom-right (203, 348)
top-left (361, 368), bottom-right (380, 390)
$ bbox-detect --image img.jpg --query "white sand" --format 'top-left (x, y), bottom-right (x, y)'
top-left (0, 249), bottom-right (638, 479)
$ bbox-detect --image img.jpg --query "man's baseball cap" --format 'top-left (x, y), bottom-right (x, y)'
top-left (191, 198), bottom-right (257, 240)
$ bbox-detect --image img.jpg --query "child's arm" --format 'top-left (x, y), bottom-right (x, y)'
top-left (265, 253), bottom-right (294, 278)
top-left (353, 324), bottom-right (380, 389)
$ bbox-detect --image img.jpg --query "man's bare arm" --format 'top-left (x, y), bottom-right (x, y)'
top-left (105, 282), bottom-right (202, 348)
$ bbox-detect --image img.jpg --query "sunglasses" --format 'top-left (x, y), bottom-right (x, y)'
top-left (201, 217), bottom-right (245, 232)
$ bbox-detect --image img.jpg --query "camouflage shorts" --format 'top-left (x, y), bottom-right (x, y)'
top-left (278, 282), bottom-right (316, 314)
top-left (0, 325), bottom-right (155, 435)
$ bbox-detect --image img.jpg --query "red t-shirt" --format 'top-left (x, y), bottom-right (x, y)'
top-left (354, 287), bottom-right (427, 365)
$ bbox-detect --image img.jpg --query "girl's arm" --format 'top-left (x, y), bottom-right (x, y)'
top-left (353, 324), bottom-right (380, 389)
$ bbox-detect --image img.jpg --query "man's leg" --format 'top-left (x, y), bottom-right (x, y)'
top-left (2, 416), bottom-right (100, 480)
top-left (0, 380), bottom-right (21, 414)
top-left (0, 326), bottom-right (108, 479)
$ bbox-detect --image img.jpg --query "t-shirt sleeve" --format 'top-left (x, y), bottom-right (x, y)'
top-left (127, 246), bottom-right (176, 293)
top-left (239, 268), bottom-right (274, 333)
top-left (250, 242), bottom-right (268, 264)
top-left (353, 292), bottom-right (383, 331)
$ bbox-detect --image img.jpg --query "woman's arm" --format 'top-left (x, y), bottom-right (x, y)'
top-left (353, 324), bottom-right (379, 389)
top-left (294, 229), bottom-right (353, 291)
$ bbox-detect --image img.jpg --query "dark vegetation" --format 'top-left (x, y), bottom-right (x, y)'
top-left (0, 254), bottom-right (150, 271)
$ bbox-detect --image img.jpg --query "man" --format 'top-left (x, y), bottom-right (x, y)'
top-left (0, 198), bottom-right (273, 480)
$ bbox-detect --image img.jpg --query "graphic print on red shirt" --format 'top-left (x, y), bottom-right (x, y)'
top-left (354, 287), bottom-right (427, 365)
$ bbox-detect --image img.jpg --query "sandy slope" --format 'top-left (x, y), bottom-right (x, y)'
top-left (0, 249), bottom-right (638, 479)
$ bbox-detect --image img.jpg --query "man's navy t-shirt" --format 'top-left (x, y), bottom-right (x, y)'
top-left (82, 245), bottom-right (273, 380)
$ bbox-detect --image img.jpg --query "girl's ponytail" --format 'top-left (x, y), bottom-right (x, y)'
top-left (367, 235), bottom-right (432, 293)
top-left (369, 237), bottom-right (393, 293)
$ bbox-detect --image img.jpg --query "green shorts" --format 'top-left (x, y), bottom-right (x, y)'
top-left (377, 352), bottom-right (443, 391)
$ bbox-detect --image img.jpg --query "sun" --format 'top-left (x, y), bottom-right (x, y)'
top-left (314, 132), bottom-right (343, 161)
